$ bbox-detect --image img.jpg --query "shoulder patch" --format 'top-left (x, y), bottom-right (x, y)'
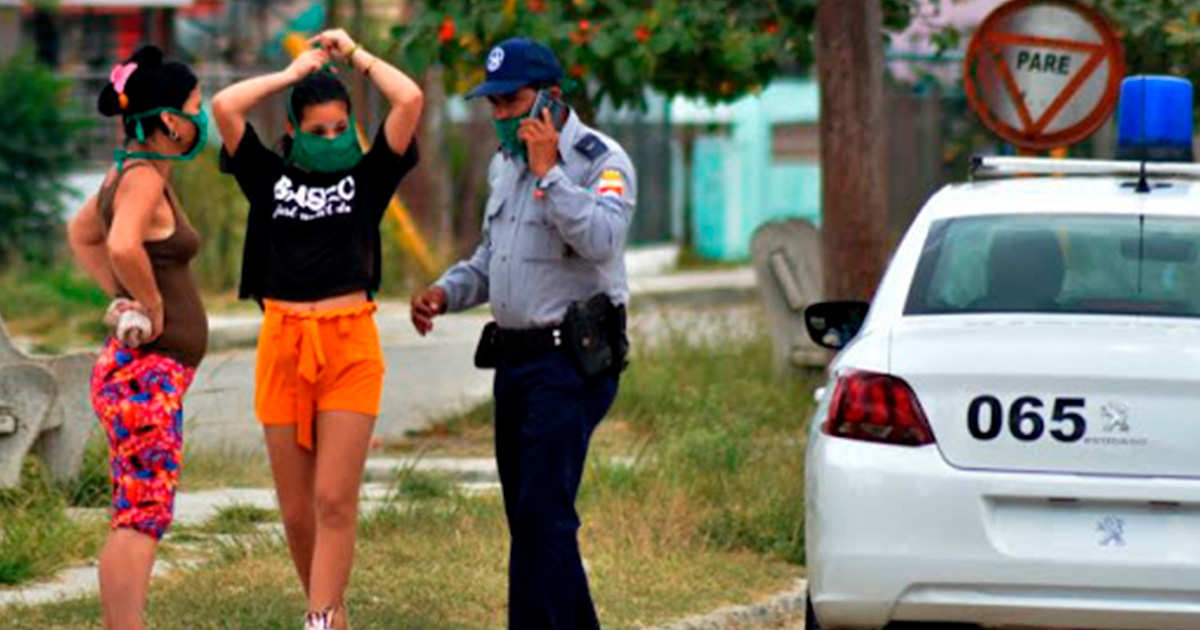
top-left (574, 134), bottom-right (608, 161)
top-left (595, 169), bottom-right (626, 200)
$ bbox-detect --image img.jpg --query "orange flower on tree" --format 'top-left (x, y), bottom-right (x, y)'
top-left (635, 26), bottom-right (652, 43)
top-left (437, 17), bottom-right (457, 45)
top-left (527, 0), bottom-right (546, 12)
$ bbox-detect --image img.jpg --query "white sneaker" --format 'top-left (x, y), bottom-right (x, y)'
top-left (303, 609), bottom-right (334, 630)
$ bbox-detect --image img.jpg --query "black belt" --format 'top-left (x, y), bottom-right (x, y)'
top-left (495, 325), bottom-right (565, 360)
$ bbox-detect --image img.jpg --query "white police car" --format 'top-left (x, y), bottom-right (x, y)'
top-left (803, 76), bottom-right (1200, 630)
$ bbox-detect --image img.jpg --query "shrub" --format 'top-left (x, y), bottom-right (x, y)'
top-left (0, 55), bottom-right (86, 268)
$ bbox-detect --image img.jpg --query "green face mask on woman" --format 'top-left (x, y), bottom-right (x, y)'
top-left (286, 105), bottom-right (364, 173)
top-left (113, 107), bottom-right (208, 171)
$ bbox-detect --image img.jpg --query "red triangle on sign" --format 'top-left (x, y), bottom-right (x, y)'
top-left (982, 32), bottom-right (1107, 137)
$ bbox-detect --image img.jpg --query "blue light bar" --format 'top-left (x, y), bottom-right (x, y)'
top-left (1117, 76), bottom-right (1194, 162)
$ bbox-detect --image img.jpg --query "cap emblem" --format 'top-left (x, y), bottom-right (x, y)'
top-left (487, 47), bottom-right (506, 72)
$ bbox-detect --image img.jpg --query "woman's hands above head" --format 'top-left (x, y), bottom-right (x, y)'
top-left (287, 48), bottom-right (331, 82)
top-left (310, 29), bottom-right (359, 64)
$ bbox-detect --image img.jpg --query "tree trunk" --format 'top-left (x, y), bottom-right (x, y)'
top-left (455, 98), bottom-right (492, 256)
top-left (426, 67), bottom-right (455, 257)
top-left (0, 7), bottom-right (22, 62)
top-left (816, 0), bottom-right (890, 301)
top-left (396, 71), bottom-right (452, 277)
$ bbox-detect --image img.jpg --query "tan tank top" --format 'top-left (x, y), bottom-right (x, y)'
top-left (98, 162), bottom-right (208, 368)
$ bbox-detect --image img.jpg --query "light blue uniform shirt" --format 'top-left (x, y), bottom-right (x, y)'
top-left (435, 110), bottom-right (637, 329)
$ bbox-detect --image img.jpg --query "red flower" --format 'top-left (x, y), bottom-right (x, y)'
top-left (635, 26), bottom-right (652, 43)
top-left (437, 17), bottom-right (457, 44)
top-left (569, 63), bottom-right (588, 78)
top-left (570, 20), bottom-right (593, 45)
top-left (765, 21), bottom-right (780, 35)
top-left (527, 0), bottom-right (546, 12)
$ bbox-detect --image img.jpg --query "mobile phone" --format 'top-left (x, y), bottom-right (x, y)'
top-left (528, 89), bottom-right (567, 130)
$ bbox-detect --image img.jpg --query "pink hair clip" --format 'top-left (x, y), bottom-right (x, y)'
top-left (109, 62), bottom-right (138, 110)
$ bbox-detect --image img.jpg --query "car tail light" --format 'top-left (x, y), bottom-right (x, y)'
top-left (824, 371), bottom-right (935, 446)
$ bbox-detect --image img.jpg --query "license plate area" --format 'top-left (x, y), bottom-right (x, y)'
top-left (986, 497), bottom-right (1200, 562)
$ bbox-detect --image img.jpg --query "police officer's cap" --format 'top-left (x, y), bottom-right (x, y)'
top-left (466, 38), bottom-right (564, 100)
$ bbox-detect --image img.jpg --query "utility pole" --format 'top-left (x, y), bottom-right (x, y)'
top-left (816, 0), bottom-right (890, 301)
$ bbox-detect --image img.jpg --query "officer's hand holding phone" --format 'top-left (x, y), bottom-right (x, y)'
top-left (520, 90), bottom-right (566, 177)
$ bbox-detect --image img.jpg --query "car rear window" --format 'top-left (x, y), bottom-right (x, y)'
top-left (905, 214), bottom-right (1200, 318)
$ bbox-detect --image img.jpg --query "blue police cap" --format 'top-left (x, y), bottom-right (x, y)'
top-left (466, 38), bottom-right (564, 100)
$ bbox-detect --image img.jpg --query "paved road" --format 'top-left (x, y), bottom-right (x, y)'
top-left (184, 304), bottom-right (494, 453)
top-left (183, 302), bottom-right (760, 454)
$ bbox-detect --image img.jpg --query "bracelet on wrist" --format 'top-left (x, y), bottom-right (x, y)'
top-left (346, 43), bottom-right (361, 62)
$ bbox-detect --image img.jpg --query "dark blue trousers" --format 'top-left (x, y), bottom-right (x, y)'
top-left (494, 350), bottom-right (619, 630)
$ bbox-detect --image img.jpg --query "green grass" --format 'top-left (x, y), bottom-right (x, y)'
top-left (0, 324), bottom-right (813, 628)
top-left (0, 458), bottom-right (107, 586)
top-left (202, 505), bottom-right (279, 535)
top-left (612, 334), bottom-right (816, 563)
top-left (62, 438), bottom-right (112, 509)
top-left (387, 468), bottom-right (457, 502)
top-left (0, 266), bottom-right (109, 353)
top-left (3, 490), bottom-right (798, 630)
top-left (179, 448), bottom-right (275, 491)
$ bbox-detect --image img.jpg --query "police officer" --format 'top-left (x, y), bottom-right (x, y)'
top-left (410, 38), bottom-right (636, 630)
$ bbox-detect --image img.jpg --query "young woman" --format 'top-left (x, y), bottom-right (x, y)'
top-left (66, 45), bottom-right (208, 630)
top-left (211, 29), bottom-right (422, 630)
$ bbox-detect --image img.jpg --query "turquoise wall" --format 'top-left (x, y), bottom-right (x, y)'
top-left (685, 79), bottom-right (822, 261)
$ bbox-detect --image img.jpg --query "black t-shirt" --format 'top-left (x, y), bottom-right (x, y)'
top-left (220, 123), bottom-right (419, 302)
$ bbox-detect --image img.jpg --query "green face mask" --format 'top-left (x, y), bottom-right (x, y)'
top-left (114, 107), bottom-right (208, 171)
top-left (286, 107), bottom-right (363, 173)
top-left (494, 115), bottom-right (527, 162)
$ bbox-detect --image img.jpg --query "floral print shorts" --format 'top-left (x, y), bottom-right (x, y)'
top-left (90, 338), bottom-right (195, 540)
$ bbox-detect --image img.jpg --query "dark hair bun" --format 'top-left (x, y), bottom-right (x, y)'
top-left (97, 84), bottom-right (121, 117)
top-left (95, 45), bottom-right (197, 139)
top-left (129, 46), bottom-right (164, 69)
top-left (95, 46), bottom-right (170, 118)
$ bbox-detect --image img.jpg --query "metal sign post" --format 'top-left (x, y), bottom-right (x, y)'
top-left (964, 0), bottom-right (1126, 153)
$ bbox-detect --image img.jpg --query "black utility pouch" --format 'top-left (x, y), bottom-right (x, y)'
top-left (563, 294), bottom-right (616, 378)
top-left (609, 303), bottom-right (630, 375)
top-left (474, 322), bottom-right (500, 369)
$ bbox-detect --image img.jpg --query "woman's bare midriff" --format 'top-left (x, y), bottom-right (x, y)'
top-left (265, 290), bottom-right (370, 313)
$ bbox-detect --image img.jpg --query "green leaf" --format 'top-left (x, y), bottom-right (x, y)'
top-left (615, 56), bottom-right (637, 85)
top-left (590, 31), bottom-right (618, 59)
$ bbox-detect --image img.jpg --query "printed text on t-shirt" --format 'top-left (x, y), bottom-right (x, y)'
top-left (272, 174), bottom-right (357, 221)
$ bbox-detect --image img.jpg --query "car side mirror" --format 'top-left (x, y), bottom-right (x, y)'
top-left (804, 301), bottom-right (870, 350)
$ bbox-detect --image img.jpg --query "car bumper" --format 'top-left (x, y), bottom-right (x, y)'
top-left (806, 436), bottom-right (1200, 630)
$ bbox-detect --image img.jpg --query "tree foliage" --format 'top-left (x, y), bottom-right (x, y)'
top-left (392, 0), bottom-right (931, 109)
top-left (0, 55), bottom-right (84, 268)
top-left (1093, 1), bottom-right (1200, 97)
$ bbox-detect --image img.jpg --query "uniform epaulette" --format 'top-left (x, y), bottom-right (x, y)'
top-left (574, 134), bottom-right (608, 161)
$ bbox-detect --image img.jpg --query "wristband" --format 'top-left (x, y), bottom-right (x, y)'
top-left (346, 43), bottom-right (361, 61)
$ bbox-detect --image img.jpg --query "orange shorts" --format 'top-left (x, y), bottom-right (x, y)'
top-left (255, 300), bottom-right (384, 450)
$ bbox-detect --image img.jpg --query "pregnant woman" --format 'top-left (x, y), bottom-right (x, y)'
top-left (67, 45), bottom-right (208, 630)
